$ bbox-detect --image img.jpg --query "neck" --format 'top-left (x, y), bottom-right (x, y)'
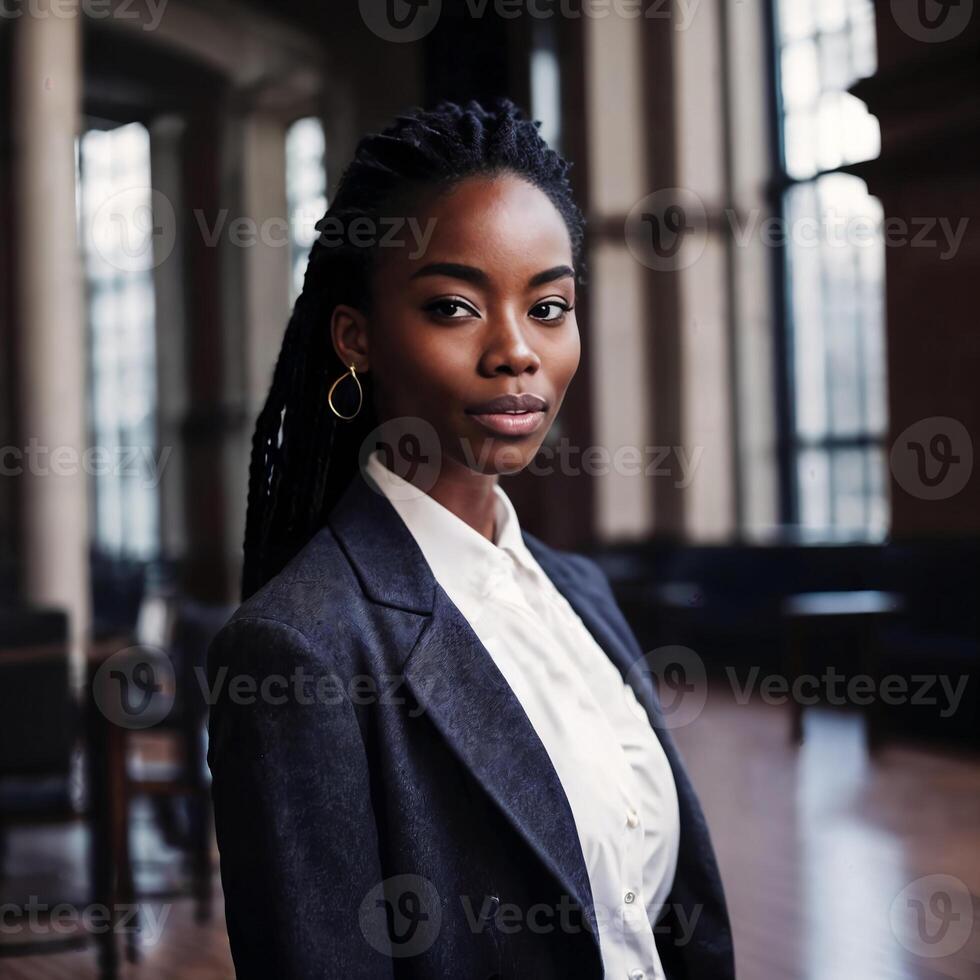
top-left (428, 454), bottom-right (500, 544)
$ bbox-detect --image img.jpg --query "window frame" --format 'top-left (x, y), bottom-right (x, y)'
top-left (763, 0), bottom-right (889, 542)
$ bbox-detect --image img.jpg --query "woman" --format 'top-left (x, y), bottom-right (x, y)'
top-left (207, 98), bottom-right (734, 980)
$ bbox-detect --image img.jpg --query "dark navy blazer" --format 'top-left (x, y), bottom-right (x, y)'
top-left (206, 467), bottom-right (736, 979)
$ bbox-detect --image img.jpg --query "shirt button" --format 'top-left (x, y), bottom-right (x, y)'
top-left (626, 807), bottom-right (639, 828)
top-left (624, 890), bottom-right (636, 905)
top-left (628, 971), bottom-right (646, 980)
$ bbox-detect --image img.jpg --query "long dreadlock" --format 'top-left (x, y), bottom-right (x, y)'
top-left (240, 97), bottom-right (587, 602)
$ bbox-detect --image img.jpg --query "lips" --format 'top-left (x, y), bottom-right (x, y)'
top-left (465, 392), bottom-right (549, 438)
top-left (465, 392), bottom-right (549, 415)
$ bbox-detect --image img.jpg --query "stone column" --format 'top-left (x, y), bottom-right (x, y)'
top-left (220, 107), bottom-right (292, 600)
top-left (12, 1), bottom-right (89, 678)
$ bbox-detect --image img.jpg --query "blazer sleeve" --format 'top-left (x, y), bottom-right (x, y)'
top-left (205, 615), bottom-right (395, 979)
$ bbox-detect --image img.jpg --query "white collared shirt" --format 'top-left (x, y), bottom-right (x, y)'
top-left (364, 450), bottom-right (681, 980)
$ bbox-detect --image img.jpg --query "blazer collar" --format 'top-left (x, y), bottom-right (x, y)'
top-left (326, 466), bottom-right (661, 959)
top-left (326, 464), bottom-right (437, 616)
top-left (327, 465), bottom-right (642, 680)
top-left (362, 447), bottom-right (572, 629)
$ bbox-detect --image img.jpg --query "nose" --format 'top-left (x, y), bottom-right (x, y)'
top-left (479, 310), bottom-right (541, 377)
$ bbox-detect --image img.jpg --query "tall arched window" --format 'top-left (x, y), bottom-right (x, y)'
top-left (77, 121), bottom-right (160, 560)
top-left (771, 0), bottom-right (889, 540)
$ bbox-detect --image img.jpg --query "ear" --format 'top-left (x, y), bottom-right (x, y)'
top-left (330, 304), bottom-right (370, 372)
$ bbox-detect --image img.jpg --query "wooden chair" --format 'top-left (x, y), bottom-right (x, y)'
top-left (124, 594), bottom-right (233, 924)
top-left (0, 606), bottom-right (89, 959)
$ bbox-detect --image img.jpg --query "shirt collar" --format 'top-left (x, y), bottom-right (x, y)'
top-left (363, 449), bottom-right (543, 602)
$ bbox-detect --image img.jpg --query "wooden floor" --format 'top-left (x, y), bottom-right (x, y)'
top-left (672, 683), bottom-right (980, 980)
top-left (0, 891), bottom-right (233, 980)
top-left (2, 682), bottom-right (978, 979)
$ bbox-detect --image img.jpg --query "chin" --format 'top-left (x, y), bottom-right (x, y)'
top-left (446, 436), bottom-right (531, 476)
top-left (481, 440), bottom-right (540, 476)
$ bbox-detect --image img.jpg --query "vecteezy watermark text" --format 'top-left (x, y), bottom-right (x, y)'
top-left (624, 645), bottom-right (972, 729)
top-left (93, 644), bottom-right (432, 729)
top-left (0, 0), bottom-right (167, 31)
top-left (199, 664), bottom-right (428, 718)
top-left (0, 440), bottom-right (171, 489)
top-left (358, 0), bottom-right (705, 43)
top-left (626, 187), bottom-right (971, 272)
top-left (0, 897), bottom-right (171, 946)
top-left (462, 437), bottom-right (704, 488)
top-left (726, 665), bottom-right (969, 719)
top-left (358, 873), bottom-right (707, 959)
top-left (191, 210), bottom-right (438, 259)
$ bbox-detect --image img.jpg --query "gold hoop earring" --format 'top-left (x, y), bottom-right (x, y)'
top-left (328, 362), bottom-right (364, 421)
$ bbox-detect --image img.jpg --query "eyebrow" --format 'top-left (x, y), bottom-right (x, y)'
top-left (408, 262), bottom-right (575, 289)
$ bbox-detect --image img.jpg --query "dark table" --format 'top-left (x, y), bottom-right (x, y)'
top-left (781, 590), bottom-right (905, 752)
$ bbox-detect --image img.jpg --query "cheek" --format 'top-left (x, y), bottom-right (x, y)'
top-left (375, 316), bottom-right (473, 407)
top-left (370, 309), bottom-right (422, 374)
top-left (550, 325), bottom-right (582, 387)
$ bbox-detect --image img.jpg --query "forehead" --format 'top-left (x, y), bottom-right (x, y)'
top-left (378, 173), bottom-right (574, 283)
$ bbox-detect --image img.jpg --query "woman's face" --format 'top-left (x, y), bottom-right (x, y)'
top-left (336, 173), bottom-right (580, 478)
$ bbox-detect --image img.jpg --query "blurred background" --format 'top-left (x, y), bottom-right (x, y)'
top-left (0, 0), bottom-right (977, 977)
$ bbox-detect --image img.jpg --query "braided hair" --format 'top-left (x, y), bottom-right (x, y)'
top-left (240, 97), bottom-right (587, 602)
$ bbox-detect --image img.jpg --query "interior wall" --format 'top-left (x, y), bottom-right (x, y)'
top-left (853, 7), bottom-right (980, 538)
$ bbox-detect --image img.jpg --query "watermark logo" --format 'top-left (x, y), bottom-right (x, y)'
top-left (359, 416), bottom-right (443, 501)
top-left (92, 645), bottom-right (175, 729)
top-left (359, 0), bottom-right (442, 42)
top-left (890, 0), bottom-right (973, 42)
top-left (625, 644), bottom-right (708, 729)
top-left (88, 186), bottom-right (175, 272)
top-left (890, 417), bottom-right (973, 501)
top-left (359, 874), bottom-right (443, 957)
top-left (625, 188), bottom-right (708, 272)
top-left (889, 874), bottom-right (974, 957)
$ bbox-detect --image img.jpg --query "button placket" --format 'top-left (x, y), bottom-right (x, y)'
top-left (482, 563), bottom-right (507, 595)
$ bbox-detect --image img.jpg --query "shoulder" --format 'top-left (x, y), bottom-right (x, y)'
top-left (212, 524), bottom-right (365, 664)
top-left (521, 528), bottom-right (617, 601)
top-left (566, 551), bottom-right (614, 591)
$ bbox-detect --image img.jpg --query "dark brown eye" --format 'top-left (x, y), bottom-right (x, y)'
top-left (530, 301), bottom-right (571, 322)
top-left (424, 298), bottom-right (478, 319)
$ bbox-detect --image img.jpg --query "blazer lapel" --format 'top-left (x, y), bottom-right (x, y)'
top-left (327, 468), bottom-right (602, 949)
top-left (402, 589), bottom-right (601, 940)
